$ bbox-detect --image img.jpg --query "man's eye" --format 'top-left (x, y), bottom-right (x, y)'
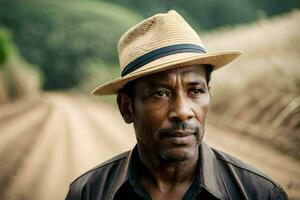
top-left (154, 90), bottom-right (168, 97)
top-left (191, 88), bottom-right (204, 94)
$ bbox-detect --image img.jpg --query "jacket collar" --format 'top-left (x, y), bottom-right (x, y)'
top-left (108, 148), bottom-right (133, 200)
top-left (108, 142), bottom-right (229, 200)
top-left (200, 142), bottom-right (229, 200)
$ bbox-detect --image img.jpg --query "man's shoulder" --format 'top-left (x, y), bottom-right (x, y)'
top-left (66, 150), bottom-right (130, 199)
top-left (212, 148), bottom-right (288, 199)
top-left (72, 150), bottom-right (128, 183)
top-left (212, 148), bottom-right (276, 182)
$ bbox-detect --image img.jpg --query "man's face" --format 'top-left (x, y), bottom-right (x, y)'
top-left (120, 65), bottom-right (210, 162)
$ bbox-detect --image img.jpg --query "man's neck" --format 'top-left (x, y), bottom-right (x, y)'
top-left (137, 145), bottom-right (199, 198)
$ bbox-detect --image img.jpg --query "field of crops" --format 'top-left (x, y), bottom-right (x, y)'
top-left (204, 10), bottom-right (300, 159)
top-left (0, 10), bottom-right (299, 200)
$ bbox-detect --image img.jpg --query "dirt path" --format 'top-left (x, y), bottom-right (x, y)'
top-left (0, 93), bottom-right (299, 200)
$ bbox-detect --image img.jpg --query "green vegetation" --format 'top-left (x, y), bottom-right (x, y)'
top-left (0, 29), bottom-right (11, 66)
top-left (0, 28), bottom-right (42, 102)
top-left (101, 0), bottom-right (299, 29)
top-left (0, 29), bottom-right (10, 66)
top-left (0, 0), bottom-right (298, 91)
top-left (0, 0), bottom-right (142, 90)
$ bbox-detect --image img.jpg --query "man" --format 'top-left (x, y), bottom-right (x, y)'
top-left (65, 10), bottom-right (288, 200)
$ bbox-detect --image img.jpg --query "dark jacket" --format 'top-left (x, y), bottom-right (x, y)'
top-left (65, 142), bottom-right (288, 200)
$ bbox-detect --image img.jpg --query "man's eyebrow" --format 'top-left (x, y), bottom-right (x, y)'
top-left (186, 80), bottom-right (207, 86)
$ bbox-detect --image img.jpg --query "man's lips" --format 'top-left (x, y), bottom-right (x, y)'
top-left (161, 130), bottom-right (195, 144)
top-left (166, 130), bottom-right (194, 137)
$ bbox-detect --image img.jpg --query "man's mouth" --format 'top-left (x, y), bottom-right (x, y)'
top-left (162, 130), bottom-right (195, 145)
top-left (168, 130), bottom-right (194, 136)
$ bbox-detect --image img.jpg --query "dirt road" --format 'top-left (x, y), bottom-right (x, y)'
top-left (0, 93), bottom-right (299, 200)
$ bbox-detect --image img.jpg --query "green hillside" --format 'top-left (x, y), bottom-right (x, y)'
top-left (101, 0), bottom-right (299, 29)
top-left (0, 0), bottom-right (143, 90)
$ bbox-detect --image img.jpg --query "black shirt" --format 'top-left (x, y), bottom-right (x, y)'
top-left (65, 142), bottom-right (289, 200)
top-left (114, 146), bottom-right (215, 200)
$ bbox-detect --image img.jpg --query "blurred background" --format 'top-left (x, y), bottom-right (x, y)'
top-left (0, 0), bottom-right (299, 199)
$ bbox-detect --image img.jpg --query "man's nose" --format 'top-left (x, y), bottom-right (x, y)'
top-left (168, 94), bottom-right (194, 122)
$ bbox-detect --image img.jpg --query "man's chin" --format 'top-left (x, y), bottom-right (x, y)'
top-left (159, 147), bottom-right (198, 163)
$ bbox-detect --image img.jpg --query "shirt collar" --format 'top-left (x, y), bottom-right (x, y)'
top-left (108, 142), bottom-right (229, 200)
top-left (107, 148), bottom-right (133, 200)
top-left (199, 142), bottom-right (229, 200)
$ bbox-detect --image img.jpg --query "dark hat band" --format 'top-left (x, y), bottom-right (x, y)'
top-left (121, 44), bottom-right (206, 77)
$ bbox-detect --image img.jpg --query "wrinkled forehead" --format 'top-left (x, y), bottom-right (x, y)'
top-left (138, 65), bottom-right (207, 84)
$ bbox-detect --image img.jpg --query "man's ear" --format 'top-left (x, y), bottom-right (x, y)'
top-left (117, 92), bottom-right (134, 123)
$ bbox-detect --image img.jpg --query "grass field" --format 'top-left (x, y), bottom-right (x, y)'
top-left (204, 10), bottom-right (300, 159)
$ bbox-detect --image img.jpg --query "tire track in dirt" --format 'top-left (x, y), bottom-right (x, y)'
top-left (0, 101), bottom-right (48, 154)
top-left (58, 95), bottom-right (111, 178)
top-left (72, 95), bottom-right (135, 153)
top-left (0, 101), bottom-right (53, 199)
top-left (3, 96), bottom-right (71, 200)
top-left (0, 98), bottom-right (41, 124)
top-left (32, 95), bottom-right (77, 200)
top-left (33, 122), bottom-right (71, 200)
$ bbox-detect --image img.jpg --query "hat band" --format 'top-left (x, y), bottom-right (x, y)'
top-left (121, 44), bottom-right (206, 77)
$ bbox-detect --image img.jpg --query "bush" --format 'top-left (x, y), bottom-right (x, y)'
top-left (0, 29), bottom-right (11, 66)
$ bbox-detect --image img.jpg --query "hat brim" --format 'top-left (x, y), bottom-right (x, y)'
top-left (91, 50), bottom-right (241, 95)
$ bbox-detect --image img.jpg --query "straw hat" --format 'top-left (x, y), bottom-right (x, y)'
top-left (92, 10), bottom-right (241, 95)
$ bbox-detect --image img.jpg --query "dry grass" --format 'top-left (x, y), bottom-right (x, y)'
top-left (203, 10), bottom-right (300, 158)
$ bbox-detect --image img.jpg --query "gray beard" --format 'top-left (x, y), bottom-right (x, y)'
top-left (159, 147), bottom-right (198, 162)
top-left (158, 125), bottom-right (205, 163)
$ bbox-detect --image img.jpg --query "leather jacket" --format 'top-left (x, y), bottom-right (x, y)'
top-left (65, 142), bottom-right (288, 200)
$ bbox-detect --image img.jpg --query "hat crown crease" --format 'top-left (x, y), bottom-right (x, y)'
top-left (118, 10), bottom-right (204, 71)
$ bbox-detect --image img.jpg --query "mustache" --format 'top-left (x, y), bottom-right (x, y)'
top-left (158, 122), bottom-right (200, 138)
